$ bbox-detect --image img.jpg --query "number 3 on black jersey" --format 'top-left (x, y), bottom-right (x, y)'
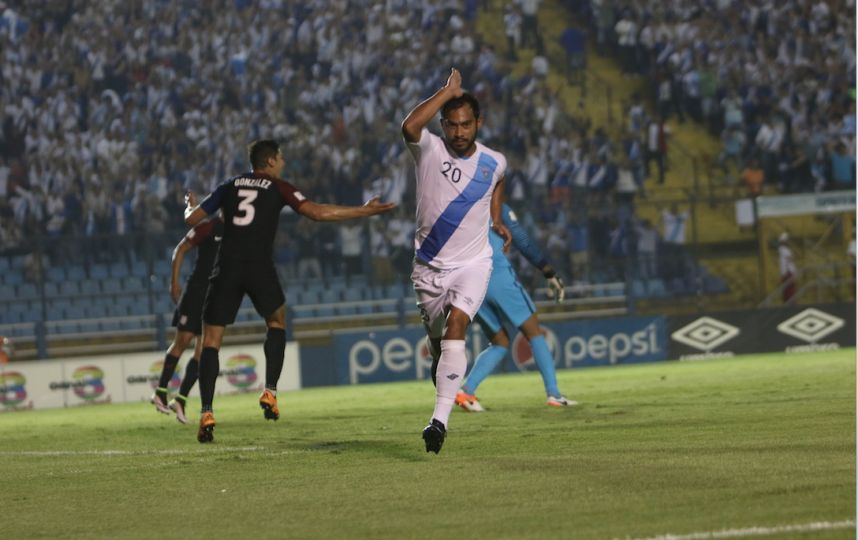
top-left (233, 189), bottom-right (258, 226)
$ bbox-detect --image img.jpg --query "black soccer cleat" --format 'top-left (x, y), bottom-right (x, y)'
top-left (422, 418), bottom-right (447, 454)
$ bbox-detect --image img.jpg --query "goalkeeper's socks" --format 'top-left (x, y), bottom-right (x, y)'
top-left (461, 344), bottom-right (508, 395)
top-left (531, 335), bottom-right (560, 398)
top-left (431, 340), bottom-right (467, 427)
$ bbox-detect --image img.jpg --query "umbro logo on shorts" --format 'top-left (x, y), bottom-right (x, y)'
top-left (446, 373), bottom-right (459, 381)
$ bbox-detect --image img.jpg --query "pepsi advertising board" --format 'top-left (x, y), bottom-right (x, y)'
top-left (334, 316), bottom-right (668, 385)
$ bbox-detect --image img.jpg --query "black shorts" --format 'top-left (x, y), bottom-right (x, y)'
top-left (171, 281), bottom-right (208, 335)
top-left (203, 258), bottom-right (285, 326)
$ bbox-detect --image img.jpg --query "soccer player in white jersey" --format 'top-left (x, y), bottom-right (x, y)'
top-left (402, 68), bottom-right (512, 454)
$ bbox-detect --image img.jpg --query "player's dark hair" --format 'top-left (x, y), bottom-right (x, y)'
top-left (441, 93), bottom-right (480, 120)
top-left (248, 139), bottom-right (280, 170)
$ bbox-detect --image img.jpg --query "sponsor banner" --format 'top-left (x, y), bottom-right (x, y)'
top-left (123, 351), bottom-right (197, 403)
top-left (511, 317), bottom-right (667, 370)
top-left (124, 343), bottom-right (301, 402)
top-left (60, 358), bottom-right (125, 407)
top-left (0, 343), bottom-right (300, 411)
top-left (1, 361), bottom-right (65, 412)
top-left (756, 191), bottom-right (855, 218)
top-left (773, 306), bottom-right (854, 353)
top-left (334, 327), bottom-right (486, 385)
top-left (668, 304), bottom-right (855, 360)
top-left (334, 316), bottom-right (667, 385)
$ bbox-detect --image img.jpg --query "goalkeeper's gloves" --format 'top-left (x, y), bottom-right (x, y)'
top-left (543, 268), bottom-right (565, 303)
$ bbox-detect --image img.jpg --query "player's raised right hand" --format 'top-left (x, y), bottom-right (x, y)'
top-left (445, 68), bottom-right (463, 98)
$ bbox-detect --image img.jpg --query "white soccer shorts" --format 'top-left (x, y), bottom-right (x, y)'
top-left (411, 257), bottom-right (493, 338)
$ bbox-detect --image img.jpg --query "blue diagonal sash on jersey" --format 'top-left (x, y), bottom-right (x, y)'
top-left (417, 153), bottom-right (498, 264)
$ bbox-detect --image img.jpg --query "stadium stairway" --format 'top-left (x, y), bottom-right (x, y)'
top-left (477, 0), bottom-right (858, 308)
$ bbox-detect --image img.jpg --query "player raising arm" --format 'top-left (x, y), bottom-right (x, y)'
top-left (185, 139), bottom-right (395, 443)
top-left (402, 68), bottom-right (511, 454)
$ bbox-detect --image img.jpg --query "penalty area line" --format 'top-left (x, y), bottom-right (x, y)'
top-left (624, 520), bottom-right (856, 540)
top-left (0, 446), bottom-right (266, 457)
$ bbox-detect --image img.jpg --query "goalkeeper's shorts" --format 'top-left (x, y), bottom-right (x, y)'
top-left (474, 265), bottom-right (536, 337)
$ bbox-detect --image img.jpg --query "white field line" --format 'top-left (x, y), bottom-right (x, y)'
top-left (625, 520), bottom-right (856, 540)
top-left (0, 446), bottom-right (265, 456)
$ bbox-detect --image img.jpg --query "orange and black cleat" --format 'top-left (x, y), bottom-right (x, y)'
top-left (197, 411), bottom-right (216, 443)
top-left (259, 389), bottom-right (280, 421)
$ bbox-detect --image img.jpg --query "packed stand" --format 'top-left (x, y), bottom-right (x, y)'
top-left (0, 0), bottom-right (703, 312)
top-left (587, 0), bottom-right (856, 193)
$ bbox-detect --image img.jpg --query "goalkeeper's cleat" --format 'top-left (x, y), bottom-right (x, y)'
top-left (422, 419), bottom-right (447, 454)
top-left (197, 411), bottom-right (216, 443)
top-left (455, 390), bottom-right (485, 412)
top-left (169, 397), bottom-right (188, 425)
top-left (150, 393), bottom-right (170, 415)
top-left (547, 395), bottom-right (579, 407)
top-left (259, 389), bottom-right (280, 421)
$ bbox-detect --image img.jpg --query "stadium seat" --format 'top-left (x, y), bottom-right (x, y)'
top-left (319, 289), bottom-right (340, 304)
top-left (46, 266), bottom-right (65, 281)
top-left (59, 281), bottom-right (80, 296)
top-left (106, 304), bottom-right (129, 317)
top-left (9, 324), bottom-right (34, 338)
top-left (78, 320), bottom-right (100, 333)
top-left (341, 289), bottom-right (362, 302)
top-left (120, 318), bottom-right (147, 331)
top-left (0, 287), bottom-right (16, 302)
top-left (4, 272), bottom-right (23, 286)
top-left (89, 264), bottom-right (109, 279)
top-left (109, 262), bottom-right (129, 278)
top-left (42, 282), bottom-right (60, 297)
top-left (80, 279), bottom-right (100, 295)
top-left (647, 279), bottom-right (667, 297)
top-left (297, 290), bottom-right (319, 305)
top-left (123, 276), bottom-right (143, 292)
top-left (86, 304), bottom-right (108, 318)
top-left (101, 278), bottom-right (122, 294)
top-left (64, 305), bottom-right (86, 320)
top-left (67, 265), bottom-right (86, 280)
top-left (383, 283), bottom-right (403, 299)
top-left (99, 319), bottom-right (121, 332)
top-left (17, 283), bottom-right (38, 299)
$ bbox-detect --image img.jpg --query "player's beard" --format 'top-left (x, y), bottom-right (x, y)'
top-left (449, 133), bottom-right (477, 156)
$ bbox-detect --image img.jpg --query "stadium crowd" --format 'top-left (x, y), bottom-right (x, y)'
top-left (0, 0), bottom-right (640, 287)
top-left (590, 0), bottom-right (856, 193)
top-left (0, 0), bottom-right (854, 293)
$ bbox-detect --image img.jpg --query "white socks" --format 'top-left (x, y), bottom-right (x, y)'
top-left (431, 339), bottom-right (467, 428)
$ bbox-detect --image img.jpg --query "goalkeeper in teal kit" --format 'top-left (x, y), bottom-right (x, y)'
top-left (455, 203), bottom-right (577, 411)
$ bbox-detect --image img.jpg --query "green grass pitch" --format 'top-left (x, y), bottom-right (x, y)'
top-left (1, 349), bottom-right (854, 539)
